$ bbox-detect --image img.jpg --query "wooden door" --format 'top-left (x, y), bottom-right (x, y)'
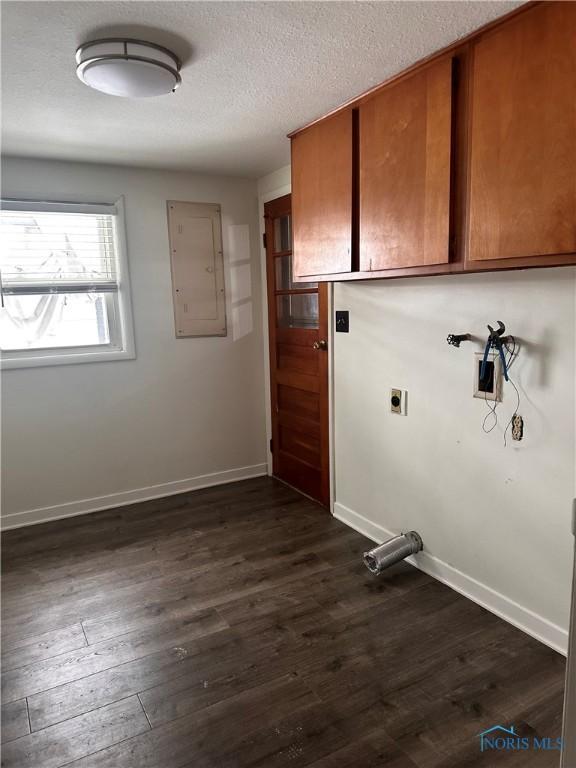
top-left (467, 2), bottom-right (576, 263)
top-left (265, 194), bottom-right (330, 507)
top-left (359, 56), bottom-right (454, 271)
top-left (291, 109), bottom-right (353, 278)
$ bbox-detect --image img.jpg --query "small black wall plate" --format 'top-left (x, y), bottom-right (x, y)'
top-left (335, 310), bottom-right (349, 333)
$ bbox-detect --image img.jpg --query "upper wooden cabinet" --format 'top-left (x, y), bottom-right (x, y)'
top-left (289, 2), bottom-right (576, 281)
top-left (467, 2), bottom-right (576, 264)
top-left (360, 57), bottom-right (453, 272)
top-left (291, 109), bottom-right (353, 277)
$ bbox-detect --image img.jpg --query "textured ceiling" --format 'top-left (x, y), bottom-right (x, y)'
top-left (2, 1), bottom-right (523, 178)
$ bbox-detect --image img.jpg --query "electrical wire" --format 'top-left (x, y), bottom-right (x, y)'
top-left (481, 349), bottom-right (500, 433)
top-left (480, 335), bottom-right (521, 446)
top-left (502, 336), bottom-right (521, 447)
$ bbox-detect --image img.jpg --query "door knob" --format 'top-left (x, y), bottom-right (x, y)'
top-left (313, 339), bottom-right (327, 350)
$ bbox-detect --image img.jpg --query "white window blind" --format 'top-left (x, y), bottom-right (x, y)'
top-left (1, 203), bottom-right (118, 295)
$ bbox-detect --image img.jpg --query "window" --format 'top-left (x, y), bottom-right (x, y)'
top-left (0, 198), bottom-right (135, 369)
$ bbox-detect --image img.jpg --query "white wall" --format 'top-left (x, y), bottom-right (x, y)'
top-left (1, 157), bottom-right (267, 526)
top-left (257, 166), bottom-right (291, 200)
top-left (333, 268), bottom-right (576, 652)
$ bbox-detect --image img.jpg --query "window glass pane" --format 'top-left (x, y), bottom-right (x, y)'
top-left (276, 293), bottom-right (318, 329)
top-left (275, 255), bottom-right (317, 291)
top-left (0, 292), bottom-right (111, 351)
top-left (273, 215), bottom-right (291, 253)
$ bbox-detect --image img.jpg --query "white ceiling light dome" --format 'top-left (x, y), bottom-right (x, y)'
top-left (76, 38), bottom-right (181, 97)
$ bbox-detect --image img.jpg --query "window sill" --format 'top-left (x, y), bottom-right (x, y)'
top-left (0, 346), bottom-right (136, 370)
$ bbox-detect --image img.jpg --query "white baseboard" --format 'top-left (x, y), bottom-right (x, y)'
top-left (333, 501), bottom-right (568, 656)
top-left (1, 464), bottom-right (268, 531)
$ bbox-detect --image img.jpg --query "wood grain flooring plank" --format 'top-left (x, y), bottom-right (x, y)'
top-left (2, 486), bottom-right (336, 632)
top-left (0, 543), bottom-right (211, 618)
top-left (138, 586), bottom-right (492, 735)
top-left (1, 609), bottom-right (228, 703)
top-left (28, 610), bottom-right (294, 730)
top-left (137, 608), bottom-right (324, 727)
top-left (198, 700), bottom-right (349, 768)
top-left (2, 495), bottom-right (300, 606)
top-left (1, 553), bottom-right (246, 642)
top-left (195, 685), bottom-right (419, 768)
top-left (3, 544), bottom-right (332, 643)
top-left (217, 559), bottom-right (431, 637)
top-left (2, 480), bottom-right (294, 568)
top-left (307, 731), bottom-right (420, 768)
top-left (63, 676), bottom-right (319, 768)
top-left (1, 698), bottom-right (30, 743)
top-left (1, 623), bottom-right (87, 672)
top-left (1, 696), bottom-right (150, 768)
top-left (27, 643), bottom-right (211, 731)
top-left (74, 520), bottom-right (353, 643)
top-left (81, 596), bottom-right (228, 646)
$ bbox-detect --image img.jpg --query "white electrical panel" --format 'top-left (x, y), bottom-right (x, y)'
top-left (167, 201), bottom-right (226, 337)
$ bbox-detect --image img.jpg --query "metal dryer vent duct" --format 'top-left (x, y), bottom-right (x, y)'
top-left (363, 531), bottom-right (423, 574)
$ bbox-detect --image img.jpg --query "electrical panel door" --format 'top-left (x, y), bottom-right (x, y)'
top-left (167, 201), bottom-right (226, 337)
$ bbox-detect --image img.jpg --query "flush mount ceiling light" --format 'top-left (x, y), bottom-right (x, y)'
top-left (76, 38), bottom-right (181, 97)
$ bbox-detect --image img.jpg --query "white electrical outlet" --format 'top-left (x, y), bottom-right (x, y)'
top-left (512, 414), bottom-right (524, 441)
top-left (390, 388), bottom-right (407, 415)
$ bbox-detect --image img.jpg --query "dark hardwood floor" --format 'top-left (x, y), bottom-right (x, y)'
top-left (1, 477), bottom-right (566, 767)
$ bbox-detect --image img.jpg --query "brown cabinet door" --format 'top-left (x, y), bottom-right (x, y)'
top-left (291, 109), bottom-right (353, 278)
top-left (467, 2), bottom-right (576, 263)
top-left (359, 57), bottom-right (453, 271)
